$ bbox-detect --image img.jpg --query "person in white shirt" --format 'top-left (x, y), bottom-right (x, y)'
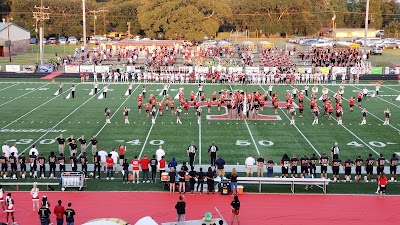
top-left (245, 155), bottom-right (256, 177)
top-left (2, 142), bottom-right (10, 158)
top-left (98, 148), bottom-right (108, 173)
top-left (155, 145), bottom-right (165, 169)
top-left (9, 143), bottom-right (18, 157)
top-left (29, 145), bottom-right (38, 157)
top-left (110, 148), bottom-right (119, 173)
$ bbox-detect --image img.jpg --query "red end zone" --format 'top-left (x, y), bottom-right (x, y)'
top-left (2, 192), bottom-right (399, 225)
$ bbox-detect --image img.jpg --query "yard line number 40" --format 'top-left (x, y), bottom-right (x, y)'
top-left (347, 141), bottom-right (396, 148)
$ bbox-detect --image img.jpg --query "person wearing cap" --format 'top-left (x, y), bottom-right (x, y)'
top-left (187, 142), bottom-right (197, 167)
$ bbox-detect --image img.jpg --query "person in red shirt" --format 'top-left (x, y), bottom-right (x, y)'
top-left (158, 156), bottom-right (166, 182)
top-left (106, 154), bottom-right (114, 180)
top-left (140, 154), bottom-right (150, 183)
top-left (145, 103), bottom-right (151, 117)
top-left (158, 102), bottom-right (164, 116)
top-left (298, 102), bottom-right (304, 117)
top-left (118, 145), bottom-right (125, 165)
top-left (212, 91), bottom-right (217, 101)
top-left (378, 173), bottom-right (388, 198)
top-left (131, 156), bottom-right (140, 184)
top-left (53, 200), bottom-right (65, 225)
top-left (170, 101), bottom-right (175, 115)
top-left (349, 97), bottom-right (355, 112)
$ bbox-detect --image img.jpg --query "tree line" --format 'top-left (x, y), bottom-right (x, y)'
top-left (1, 0), bottom-right (400, 40)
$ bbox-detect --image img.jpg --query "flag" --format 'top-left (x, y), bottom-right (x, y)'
top-left (65, 92), bottom-right (71, 99)
top-left (124, 89), bottom-right (129, 96)
top-left (89, 89), bottom-right (94, 96)
top-left (243, 93), bottom-right (247, 116)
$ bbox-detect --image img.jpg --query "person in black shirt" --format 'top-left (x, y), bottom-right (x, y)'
top-left (93, 152), bottom-right (101, 179)
top-left (77, 135), bottom-right (87, 154)
top-left (67, 135), bottom-right (75, 154)
top-left (38, 154), bottom-right (46, 178)
top-left (376, 153), bottom-right (385, 177)
top-left (230, 168), bottom-right (239, 195)
top-left (122, 159), bottom-right (129, 184)
top-left (266, 156), bottom-right (274, 177)
top-left (69, 140), bottom-right (78, 156)
top-left (390, 153), bottom-right (399, 182)
top-left (181, 162), bottom-right (189, 172)
top-left (9, 152), bottom-right (17, 179)
top-left (48, 151), bottom-right (57, 178)
top-left (0, 153), bottom-right (7, 178)
top-left (205, 167), bottom-right (215, 194)
top-left (175, 195), bottom-right (186, 222)
top-left (38, 203), bottom-right (51, 225)
top-left (344, 157), bottom-right (354, 182)
top-left (178, 167), bottom-right (186, 194)
top-left (55, 134), bottom-right (65, 155)
top-left (64, 202), bottom-right (76, 225)
top-left (18, 152), bottom-right (26, 179)
top-left (364, 153), bottom-right (375, 181)
top-left (150, 155), bottom-right (158, 183)
top-left (355, 156), bottom-right (363, 182)
top-left (169, 168), bottom-right (176, 194)
top-left (89, 136), bottom-right (98, 155)
top-left (309, 153), bottom-right (318, 177)
top-left (70, 153), bottom-right (78, 172)
top-left (188, 166), bottom-right (197, 195)
top-left (58, 153), bottom-right (66, 173)
top-left (208, 142), bottom-right (218, 167)
top-left (197, 167), bottom-right (205, 194)
top-left (29, 152), bottom-right (38, 178)
top-left (80, 153), bottom-right (88, 176)
top-left (332, 155), bottom-right (341, 182)
top-left (230, 195), bottom-right (240, 225)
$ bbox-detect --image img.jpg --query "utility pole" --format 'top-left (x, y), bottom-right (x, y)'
top-left (127, 22), bottom-right (131, 38)
top-left (90, 9), bottom-right (108, 37)
top-left (33, 0), bottom-right (50, 65)
top-left (82, 0), bottom-right (87, 46)
top-left (6, 16), bottom-right (13, 62)
top-left (363, 0), bottom-right (370, 55)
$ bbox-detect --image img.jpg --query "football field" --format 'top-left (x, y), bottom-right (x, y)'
top-left (0, 80), bottom-right (399, 167)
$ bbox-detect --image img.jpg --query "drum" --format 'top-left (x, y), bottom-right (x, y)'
top-left (161, 172), bottom-right (169, 182)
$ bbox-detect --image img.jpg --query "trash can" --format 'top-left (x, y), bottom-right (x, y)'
top-left (220, 179), bottom-right (229, 195)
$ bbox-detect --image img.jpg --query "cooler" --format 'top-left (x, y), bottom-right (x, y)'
top-left (161, 172), bottom-right (169, 182)
top-left (233, 185), bottom-right (244, 195)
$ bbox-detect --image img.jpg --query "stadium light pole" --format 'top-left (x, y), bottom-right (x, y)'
top-left (363, 0), bottom-right (370, 55)
top-left (82, 0), bottom-right (87, 47)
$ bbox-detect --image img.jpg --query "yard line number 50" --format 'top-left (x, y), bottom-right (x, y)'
top-left (236, 140), bottom-right (274, 147)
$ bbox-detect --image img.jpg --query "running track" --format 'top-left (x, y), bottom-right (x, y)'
top-left (1, 192), bottom-right (399, 224)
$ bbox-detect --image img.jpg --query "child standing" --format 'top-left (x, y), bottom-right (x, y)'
top-left (175, 195), bottom-right (186, 222)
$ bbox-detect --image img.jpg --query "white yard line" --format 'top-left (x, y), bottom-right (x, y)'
top-left (20, 87), bottom-right (105, 156)
top-left (229, 85), bottom-right (260, 155)
top-left (199, 118), bottom-right (202, 164)
top-left (0, 83), bottom-right (50, 107)
top-left (138, 84), bottom-right (170, 159)
top-left (352, 85), bottom-right (400, 109)
top-left (381, 85), bottom-right (400, 93)
top-left (1, 85), bottom-right (78, 130)
top-left (323, 85), bottom-right (400, 133)
top-left (0, 83), bottom-right (19, 92)
top-left (298, 85), bottom-right (388, 162)
top-left (259, 85), bottom-right (321, 157)
top-left (79, 85), bottom-right (140, 158)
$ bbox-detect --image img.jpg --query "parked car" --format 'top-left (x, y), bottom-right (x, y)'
top-left (68, 36), bottom-right (78, 45)
top-left (43, 38), bottom-right (48, 45)
top-left (48, 37), bottom-right (58, 44)
top-left (29, 37), bottom-right (38, 44)
top-left (371, 47), bottom-right (383, 55)
top-left (382, 42), bottom-right (397, 49)
top-left (59, 37), bottom-right (67, 45)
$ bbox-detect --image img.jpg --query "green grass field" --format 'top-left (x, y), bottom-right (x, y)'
top-left (0, 80), bottom-right (399, 167)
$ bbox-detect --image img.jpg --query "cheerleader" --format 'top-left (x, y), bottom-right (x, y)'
top-left (383, 108), bottom-right (390, 125)
top-left (336, 105), bottom-right (343, 125)
top-left (31, 182), bottom-right (40, 211)
top-left (0, 185), bottom-right (4, 211)
top-left (103, 85), bottom-right (108, 98)
top-left (123, 106), bottom-right (130, 124)
top-left (5, 193), bottom-right (15, 224)
top-left (312, 106), bottom-right (319, 125)
top-left (286, 105), bottom-right (294, 125)
top-left (360, 107), bottom-right (367, 125)
top-left (176, 106), bottom-right (182, 124)
top-left (105, 108), bottom-right (111, 124)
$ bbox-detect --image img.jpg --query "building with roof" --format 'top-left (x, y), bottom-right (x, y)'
top-left (332, 28), bottom-right (377, 38)
top-left (0, 19), bottom-right (30, 57)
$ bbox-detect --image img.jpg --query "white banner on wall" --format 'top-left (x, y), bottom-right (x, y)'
top-left (95, 65), bottom-right (110, 73)
top-left (195, 67), bottom-right (209, 73)
top-left (331, 67), bottom-right (347, 75)
top-left (228, 67), bottom-right (243, 73)
top-left (245, 66), bottom-right (260, 74)
top-left (5, 65), bottom-right (20, 72)
top-left (80, 65), bottom-right (95, 73)
top-left (64, 65), bottom-right (79, 73)
top-left (263, 67), bottom-right (277, 75)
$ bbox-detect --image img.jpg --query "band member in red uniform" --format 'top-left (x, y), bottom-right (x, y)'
top-left (312, 106), bottom-right (319, 125)
top-left (165, 97), bottom-right (170, 111)
top-left (145, 103), bottom-right (151, 117)
top-left (212, 91), bottom-right (217, 101)
top-left (183, 100), bottom-right (189, 114)
top-left (137, 94), bottom-right (143, 113)
top-left (170, 101), bottom-right (175, 115)
top-left (310, 98), bottom-right (316, 113)
top-left (298, 102), bottom-right (304, 117)
top-left (158, 101), bottom-right (164, 116)
top-left (327, 103), bottom-right (333, 120)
